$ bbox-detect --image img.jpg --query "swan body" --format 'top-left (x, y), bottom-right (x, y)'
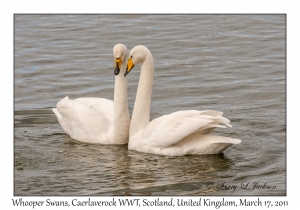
top-left (52, 44), bottom-right (130, 144)
top-left (125, 45), bottom-right (241, 156)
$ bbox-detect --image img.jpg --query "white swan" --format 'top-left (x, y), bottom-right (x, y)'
top-left (124, 45), bottom-right (241, 156)
top-left (52, 44), bottom-right (130, 144)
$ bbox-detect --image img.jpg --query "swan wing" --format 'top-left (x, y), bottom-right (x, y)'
top-left (142, 110), bottom-right (230, 147)
top-left (161, 133), bottom-right (241, 156)
top-left (74, 97), bottom-right (114, 122)
top-left (54, 96), bottom-right (112, 143)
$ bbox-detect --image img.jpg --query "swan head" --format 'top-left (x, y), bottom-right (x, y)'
top-left (125, 45), bottom-right (151, 76)
top-left (113, 44), bottom-right (127, 75)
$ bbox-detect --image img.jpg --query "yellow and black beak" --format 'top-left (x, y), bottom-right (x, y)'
top-left (124, 57), bottom-right (135, 76)
top-left (114, 57), bottom-right (122, 75)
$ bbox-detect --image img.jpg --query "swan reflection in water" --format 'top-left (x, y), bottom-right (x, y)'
top-left (56, 138), bottom-right (235, 195)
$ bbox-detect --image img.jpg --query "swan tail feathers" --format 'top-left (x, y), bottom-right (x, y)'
top-left (161, 134), bottom-right (241, 156)
top-left (205, 141), bottom-right (240, 154)
top-left (52, 108), bottom-right (71, 135)
top-left (179, 134), bottom-right (241, 155)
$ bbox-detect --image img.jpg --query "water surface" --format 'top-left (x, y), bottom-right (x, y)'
top-left (14, 14), bottom-right (286, 195)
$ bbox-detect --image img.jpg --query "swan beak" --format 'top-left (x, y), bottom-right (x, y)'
top-left (125, 57), bottom-right (135, 76)
top-left (114, 57), bottom-right (122, 75)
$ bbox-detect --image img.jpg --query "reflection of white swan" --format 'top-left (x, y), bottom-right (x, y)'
top-left (124, 45), bottom-right (241, 156)
top-left (52, 44), bottom-right (130, 144)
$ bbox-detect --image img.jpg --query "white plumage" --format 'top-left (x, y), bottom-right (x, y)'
top-left (125, 45), bottom-right (241, 156)
top-left (52, 44), bottom-right (130, 144)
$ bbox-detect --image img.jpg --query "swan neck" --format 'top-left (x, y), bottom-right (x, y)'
top-left (113, 56), bottom-right (130, 143)
top-left (130, 54), bottom-right (154, 137)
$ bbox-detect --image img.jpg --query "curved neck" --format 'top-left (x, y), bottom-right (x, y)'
top-left (130, 54), bottom-right (154, 137)
top-left (113, 56), bottom-right (130, 143)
